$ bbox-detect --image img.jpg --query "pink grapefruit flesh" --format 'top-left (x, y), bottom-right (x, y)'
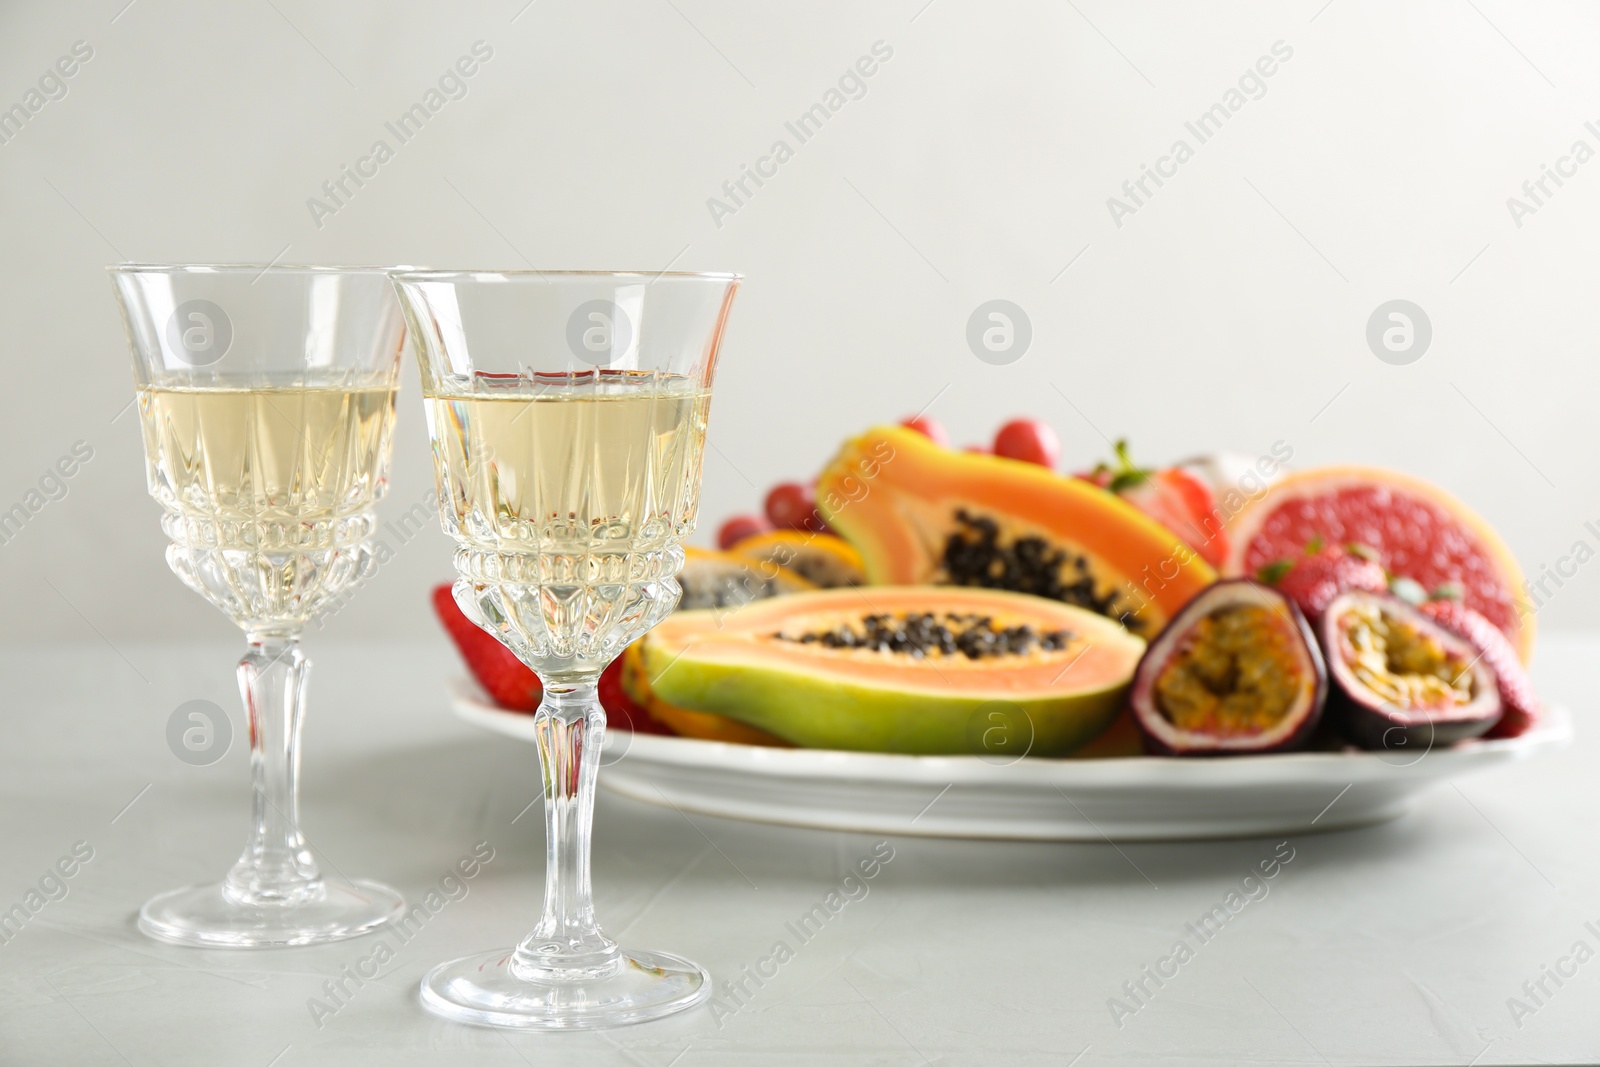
top-left (1224, 466), bottom-right (1532, 663)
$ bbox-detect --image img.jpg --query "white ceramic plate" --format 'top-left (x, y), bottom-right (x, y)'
top-left (450, 679), bottom-right (1572, 841)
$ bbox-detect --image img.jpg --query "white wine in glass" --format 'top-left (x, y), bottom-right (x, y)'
top-left (394, 269), bottom-right (739, 1029)
top-left (427, 377), bottom-right (711, 556)
top-left (112, 265), bottom-right (407, 948)
top-left (140, 385), bottom-right (397, 619)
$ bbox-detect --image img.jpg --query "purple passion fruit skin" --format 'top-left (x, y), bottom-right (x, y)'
top-left (1319, 590), bottom-right (1502, 750)
top-left (1129, 579), bottom-right (1327, 756)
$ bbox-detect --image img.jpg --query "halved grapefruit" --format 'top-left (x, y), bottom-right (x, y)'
top-left (1222, 466), bottom-right (1533, 663)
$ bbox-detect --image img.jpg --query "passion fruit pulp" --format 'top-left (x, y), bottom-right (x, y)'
top-left (1129, 579), bottom-right (1326, 755)
top-left (1319, 590), bottom-right (1502, 749)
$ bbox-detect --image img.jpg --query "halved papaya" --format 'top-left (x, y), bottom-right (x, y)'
top-left (618, 643), bottom-right (790, 746)
top-left (678, 545), bottom-right (814, 610)
top-left (816, 426), bottom-right (1215, 634)
top-left (730, 530), bottom-right (865, 589)
top-left (640, 586), bottom-right (1146, 755)
top-left (618, 546), bottom-right (811, 743)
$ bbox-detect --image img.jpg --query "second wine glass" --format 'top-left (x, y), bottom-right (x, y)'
top-left (392, 268), bottom-right (739, 1029)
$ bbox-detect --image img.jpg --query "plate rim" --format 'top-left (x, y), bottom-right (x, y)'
top-left (447, 676), bottom-right (1572, 785)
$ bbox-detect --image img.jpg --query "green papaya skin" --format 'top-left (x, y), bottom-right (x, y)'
top-left (643, 645), bottom-right (1132, 756)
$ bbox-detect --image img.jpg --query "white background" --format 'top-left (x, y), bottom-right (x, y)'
top-left (1, 0), bottom-right (1595, 641)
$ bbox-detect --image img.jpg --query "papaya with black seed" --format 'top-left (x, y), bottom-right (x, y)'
top-left (816, 426), bottom-right (1215, 634)
top-left (729, 530), bottom-right (865, 588)
top-left (677, 545), bottom-right (814, 609)
top-left (641, 586), bottom-right (1145, 755)
top-left (622, 546), bottom-right (810, 743)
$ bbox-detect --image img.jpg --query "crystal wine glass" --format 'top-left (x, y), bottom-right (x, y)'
top-left (391, 268), bottom-right (739, 1028)
top-left (110, 264), bottom-right (407, 947)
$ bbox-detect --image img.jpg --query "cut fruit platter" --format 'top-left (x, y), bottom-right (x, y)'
top-left (442, 415), bottom-right (1570, 840)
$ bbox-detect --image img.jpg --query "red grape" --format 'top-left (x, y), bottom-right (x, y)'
top-left (764, 482), bottom-right (821, 531)
top-left (992, 419), bottom-right (1060, 468)
top-left (717, 513), bottom-right (771, 550)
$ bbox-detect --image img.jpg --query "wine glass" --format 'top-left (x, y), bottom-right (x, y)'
top-left (109, 264), bottom-right (407, 947)
top-left (391, 268), bottom-right (739, 1029)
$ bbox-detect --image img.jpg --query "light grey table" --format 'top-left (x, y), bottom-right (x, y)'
top-left (2, 635), bottom-right (1596, 1066)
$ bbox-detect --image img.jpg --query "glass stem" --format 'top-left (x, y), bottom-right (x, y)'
top-left (222, 632), bottom-right (324, 907)
top-left (512, 678), bottom-right (622, 982)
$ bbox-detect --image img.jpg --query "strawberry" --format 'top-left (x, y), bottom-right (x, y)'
top-left (1074, 466), bottom-right (1113, 489)
top-left (1420, 598), bottom-right (1542, 739)
top-left (597, 656), bottom-right (671, 735)
top-left (432, 583), bottom-right (541, 711)
top-left (433, 583), bottom-right (670, 731)
top-left (1258, 543), bottom-right (1388, 619)
top-left (1092, 440), bottom-right (1231, 567)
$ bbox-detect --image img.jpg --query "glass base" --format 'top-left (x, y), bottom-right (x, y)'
top-left (420, 948), bottom-right (711, 1030)
top-left (138, 879), bottom-right (405, 948)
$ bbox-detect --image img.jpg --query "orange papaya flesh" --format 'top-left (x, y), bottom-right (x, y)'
top-left (647, 704), bottom-right (793, 747)
top-left (816, 426), bottom-right (1216, 635)
top-left (641, 586), bottom-right (1145, 755)
top-left (1065, 708), bottom-right (1145, 759)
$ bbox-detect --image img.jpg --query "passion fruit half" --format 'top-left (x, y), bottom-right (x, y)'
top-left (1319, 590), bottom-right (1502, 749)
top-left (1129, 579), bottom-right (1326, 756)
